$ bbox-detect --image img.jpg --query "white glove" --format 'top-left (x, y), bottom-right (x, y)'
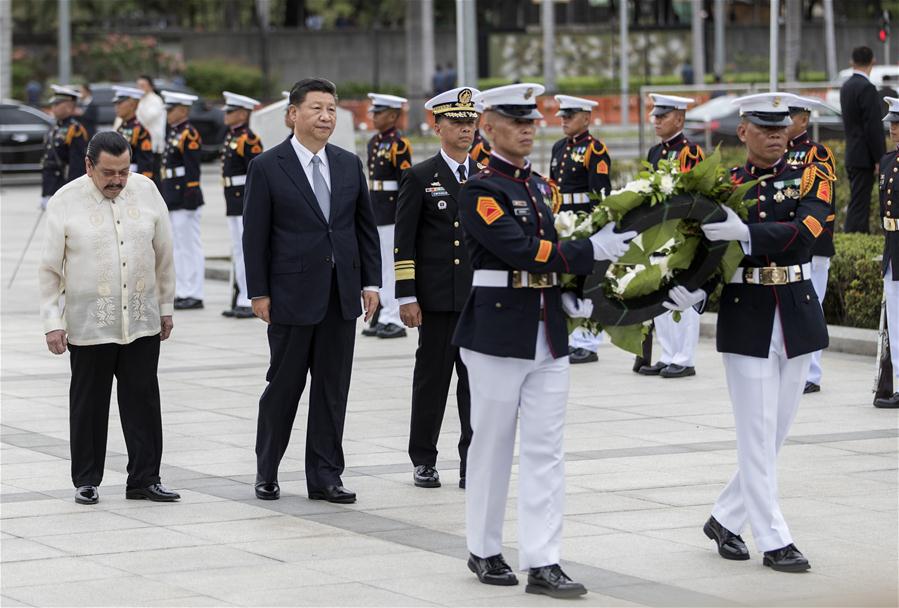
top-left (561, 292), bottom-right (594, 319)
top-left (662, 285), bottom-right (706, 312)
top-left (38, 196), bottom-right (51, 211)
top-left (701, 206), bottom-right (749, 242)
top-left (589, 222), bottom-right (638, 262)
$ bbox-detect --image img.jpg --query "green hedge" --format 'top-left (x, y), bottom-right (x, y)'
top-left (335, 81), bottom-right (406, 99)
top-left (825, 233), bottom-right (884, 329)
top-left (185, 59), bottom-right (263, 100)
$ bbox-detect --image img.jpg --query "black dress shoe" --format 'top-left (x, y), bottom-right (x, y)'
top-left (174, 297), bottom-right (204, 310)
top-left (763, 544), bottom-right (810, 572)
top-left (703, 516), bottom-right (750, 560)
top-left (232, 305), bottom-right (254, 318)
top-left (377, 323), bottom-right (407, 338)
top-left (637, 361), bottom-right (668, 376)
top-left (221, 308), bottom-right (236, 317)
top-left (459, 477), bottom-right (466, 489)
top-left (413, 464), bottom-right (441, 488)
top-left (362, 322), bottom-right (384, 337)
top-left (126, 483), bottom-right (180, 502)
top-left (660, 364), bottom-right (696, 378)
top-left (874, 392), bottom-right (899, 408)
top-left (569, 347), bottom-right (598, 364)
top-left (467, 553), bottom-right (518, 586)
top-left (255, 481), bottom-right (280, 500)
top-left (74, 485), bottom-right (98, 505)
top-left (309, 485), bottom-right (356, 503)
top-left (803, 381), bottom-right (821, 394)
top-left (526, 564), bottom-right (587, 598)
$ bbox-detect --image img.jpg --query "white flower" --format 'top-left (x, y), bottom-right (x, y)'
top-left (574, 215), bottom-right (594, 236)
top-left (659, 174), bottom-right (675, 195)
top-left (554, 210), bottom-right (578, 238)
top-left (649, 254), bottom-right (674, 280)
top-left (624, 178), bottom-right (652, 194)
top-left (611, 264), bottom-right (645, 295)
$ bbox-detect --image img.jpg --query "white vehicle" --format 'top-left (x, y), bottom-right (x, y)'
top-left (825, 65), bottom-right (899, 107)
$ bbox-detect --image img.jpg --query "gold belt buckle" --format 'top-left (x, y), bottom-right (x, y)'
top-left (885, 217), bottom-right (897, 231)
top-left (759, 267), bottom-right (788, 285)
top-left (529, 273), bottom-right (553, 288)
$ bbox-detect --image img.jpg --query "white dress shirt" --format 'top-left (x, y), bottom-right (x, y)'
top-left (39, 174), bottom-right (175, 345)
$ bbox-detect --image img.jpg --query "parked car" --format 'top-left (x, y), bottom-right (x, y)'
top-left (824, 65), bottom-right (899, 107)
top-left (0, 100), bottom-right (54, 174)
top-left (88, 81), bottom-right (227, 161)
top-left (684, 94), bottom-right (844, 147)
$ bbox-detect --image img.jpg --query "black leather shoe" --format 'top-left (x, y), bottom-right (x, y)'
top-left (874, 392), bottom-right (899, 408)
top-left (459, 476), bottom-right (466, 489)
top-left (126, 483), bottom-right (180, 502)
top-left (221, 308), bottom-right (236, 317)
top-left (703, 516), bottom-right (750, 560)
top-left (309, 485), bottom-right (356, 503)
top-left (413, 464), bottom-right (441, 488)
top-left (661, 364), bottom-right (696, 378)
top-left (526, 564), bottom-right (587, 598)
top-left (638, 361), bottom-right (668, 376)
top-left (803, 381), bottom-right (821, 394)
top-left (255, 481), bottom-right (280, 500)
top-left (377, 323), bottom-right (407, 338)
top-left (174, 298), bottom-right (204, 310)
top-left (632, 355), bottom-right (647, 373)
top-left (362, 322), bottom-right (384, 337)
top-left (232, 306), bottom-right (254, 319)
top-left (569, 348), bottom-right (598, 364)
top-left (467, 553), bottom-right (518, 586)
top-left (763, 544), bottom-right (810, 572)
top-left (74, 485), bottom-right (98, 504)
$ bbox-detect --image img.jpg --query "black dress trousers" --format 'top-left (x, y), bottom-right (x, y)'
top-left (255, 274), bottom-right (356, 491)
top-left (67, 334), bottom-right (163, 489)
top-left (408, 309), bottom-right (472, 474)
top-left (845, 166), bottom-right (874, 233)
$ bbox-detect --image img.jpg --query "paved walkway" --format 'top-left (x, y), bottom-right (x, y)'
top-left (1, 174), bottom-right (896, 607)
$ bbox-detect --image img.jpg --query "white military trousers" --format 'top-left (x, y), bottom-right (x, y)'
top-left (806, 255), bottom-right (831, 384)
top-left (376, 224), bottom-right (402, 327)
top-left (654, 308), bottom-right (701, 367)
top-left (227, 215), bottom-right (250, 308)
top-left (169, 208), bottom-right (204, 300)
top-left (885, 262), bottom-right (899, 387)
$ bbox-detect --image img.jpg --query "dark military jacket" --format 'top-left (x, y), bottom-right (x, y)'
top-left (41, 116), bottom-right (88, 197)
top-left (452, 154), bottom-right (595, 360)
top-left (878, 147), bottom-right (899, 280)
top-left (161, 121), bottom-right (204, 211)
top-left (117, 116), bottom-right (155, 180)
top-left (647, 132), bottom-right (704, 172)
top-left (716, 158), bottom-right (833, 359)
top-left (786, 131), bottom-right (836, 257)
top-left (367, 127), bottom-right (412, 225)
top-left (221, 123), bottom-right (263, 216)
top-left (394, 153), bottom-right (476, 312)
top-left (549, 130), bottom-right (611, 213)
top-left (469, 129), bottom-right (491, 167)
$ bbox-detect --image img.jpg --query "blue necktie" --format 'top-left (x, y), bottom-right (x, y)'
top-left (311, 155), bottom-right (331, 221)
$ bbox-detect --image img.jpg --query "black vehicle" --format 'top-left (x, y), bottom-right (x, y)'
top-left (0, 100), bottom-right (54, 173)
top-left (89, 81), bottom-right (227, 162)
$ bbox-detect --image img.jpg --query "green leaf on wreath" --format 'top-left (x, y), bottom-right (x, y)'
top-left (639, 219), bottom-right (681, 253)
top-left (602, 190), bottom-right (645, 216)
top-left (622, 264), bottom-right (663, 298)
top-left (718, 241), bottom-right (746, 280)
top-left (692, 148), bottom-right (722, 192)
top-left (617, 240), bottom-right (651, 265)
top-left (667, 235), bottom-right (701, 270)
top-left (604, 323), bottom-right (647, 356)
top-left (725, 179), bottom-right (760, 217)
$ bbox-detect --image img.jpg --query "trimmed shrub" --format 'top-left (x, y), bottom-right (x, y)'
top-left (335, 82), bottom-right (405, 99)
top-left (825, 232), bottom-right (885, 329)
top-left (185, 59), bottom-right (263, 100)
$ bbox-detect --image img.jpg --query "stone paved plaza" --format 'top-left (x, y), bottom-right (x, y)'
top-left (1, 171), bottom-right (897, 607)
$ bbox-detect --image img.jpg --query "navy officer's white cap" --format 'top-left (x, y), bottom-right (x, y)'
top-left (112, 85), bottom-right (144, 102)
top-left (223, 91), bottom-right (260, 111)
top-left (425, 86), bottom-right (480, 119)
top-left (474, 83), bottom-right (545, 120)
top-left (161, 90), bottom-right (198, 108)
top-left (788, 95), bottom-right (830, 114)
top-left (883, 96), bottom-right (899, 122)
top-left (281, 90), bottom-right (291, 99)
top-left (554, 94), bottom-right (598, 117)
top-left (732, 92), bottom-right (799, 127)
top-left (49, 84), bottom-right (81, 103)
top-left (649, 93), bottom-right (695, 116)
top-left (368, 93), bottom-right (408, 113)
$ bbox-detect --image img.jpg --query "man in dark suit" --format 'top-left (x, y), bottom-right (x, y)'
top-left (394, 86), bottom-right (479, 490)
top-left (840, 46), bottom-right (886, 233)
top-left (242, 78), bottom-right (381, 504)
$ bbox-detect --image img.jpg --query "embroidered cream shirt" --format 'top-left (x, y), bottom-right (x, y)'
top-left (39, 173), bottom-right (175, 345)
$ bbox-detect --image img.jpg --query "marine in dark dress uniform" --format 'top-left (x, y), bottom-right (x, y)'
top-left (40, 85), bottom-right (89, 209)
top-left (113, 86), bottom-right (155, 180)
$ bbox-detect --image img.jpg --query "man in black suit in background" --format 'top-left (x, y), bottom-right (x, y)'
top-left (242, 78), bottom-right (381, 503)
top-left (840, 46), bottom-right (886, 233)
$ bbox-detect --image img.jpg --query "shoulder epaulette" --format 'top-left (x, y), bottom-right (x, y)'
top-left (65, 123), bottom-right (87, 145)
top-left (799, 163), bottom-right (835, 199)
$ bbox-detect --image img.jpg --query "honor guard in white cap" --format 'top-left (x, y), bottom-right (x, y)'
top-left (364, 92), bottom-right (412, 338)
top-left (549, 94), bottom-right (611, 364)
top-left (394, 87), bottom-right (479, 490)
top-left (633, 93), bottom-right (706, 378)
top-left (469, 99), bottom-right (492, 166)
top-left (160, 90), bottom-right (206, 310)
top-left (113, 86), bottom-right (155, 181)
top-left (454, 82), bottom-right (636, 598)
top-left (221, 92), bottom-right (264, 319)
top-left (783, 96), bottom-right (838, 394)
top-left (691, 91), bottom-right (834, 572)
top-left (874, 97), bottom-right (899, 408)
top-left (39, 85), bottom-right (89, 208)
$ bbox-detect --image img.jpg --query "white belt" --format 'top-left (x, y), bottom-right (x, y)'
top-left (560, 192), bottom-right (590, 205)
top-left (129, 163), bottom-right (138, 173)
top-left (164, 166), bottom-right (186, 178)
top-left (729, 262), bottom-right (811, 285)
top-left (223, 174), bottom-right (247, 187)
top-left (884, 217), bottom-right (898, 231)
top-left (369, 179), bottom-right (399, 191)
top-left (472, 269), bottom-right (559, 288)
